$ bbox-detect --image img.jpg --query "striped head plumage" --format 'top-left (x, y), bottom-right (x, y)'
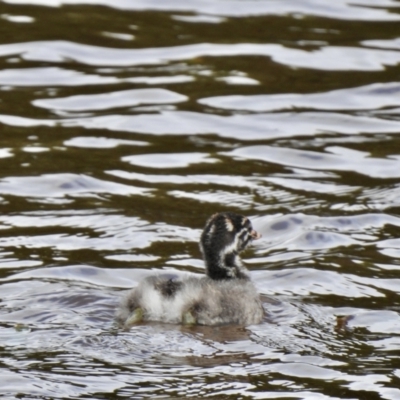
top-left (200, 212), bottom-right (261, 280)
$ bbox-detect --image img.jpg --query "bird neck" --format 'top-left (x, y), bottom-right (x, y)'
top-left (205, 250), bottom-right (249, 280)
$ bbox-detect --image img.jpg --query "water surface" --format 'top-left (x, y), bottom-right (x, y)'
top-left (1, 0), bottom-right (400, 398)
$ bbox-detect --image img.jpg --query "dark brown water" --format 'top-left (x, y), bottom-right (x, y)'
top-left (1, 0), bottom-right (400, 398)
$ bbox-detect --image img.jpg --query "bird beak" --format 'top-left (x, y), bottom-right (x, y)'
top-left (250, 230), bottom-right (261, 240)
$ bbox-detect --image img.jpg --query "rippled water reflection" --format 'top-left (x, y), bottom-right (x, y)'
top-left (1, 0), bottom-right (400, 398)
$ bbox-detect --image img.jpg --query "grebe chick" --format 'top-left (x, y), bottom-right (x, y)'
top-left (115, 212), bottom-right (263, 329)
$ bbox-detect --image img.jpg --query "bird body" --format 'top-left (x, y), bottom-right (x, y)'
top-left (115, 212), bottom-right (263, 329)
